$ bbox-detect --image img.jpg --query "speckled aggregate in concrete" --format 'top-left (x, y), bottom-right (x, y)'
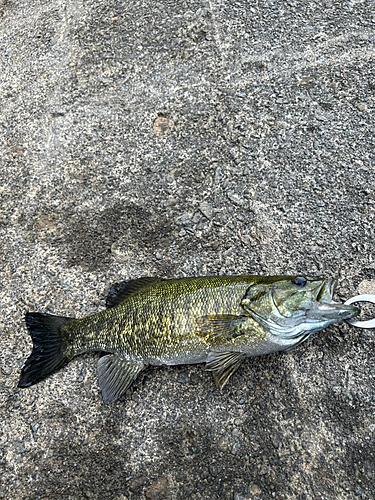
top-left (0, 0), bottom-right (374, 499)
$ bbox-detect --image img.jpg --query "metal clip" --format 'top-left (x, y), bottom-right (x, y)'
top-left (344, 294), bottom-right (375, 328)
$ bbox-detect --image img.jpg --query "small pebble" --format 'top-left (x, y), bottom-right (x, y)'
top-left (1, 366), bottom-right (12, 376)
top-left (178, 213), bottom-right (192, 224)
top-left (199, 202), bottom-right (213, 219)
top-left (355, 102), bottom-right (368, 112)
top-left (153, 117), bottom-right (174, 137)
top-left (128, 476), bottom-right (148, 492)
top-left (233, 493), bottom-right (251, 500)
top-left (231, 442), bottom-right (241, 455)
top-left (145, 477), bottom-right (169, 500)
top-left (227, 192), bottom-right (244, 206)
top-left (177, 371), bottom-right (190, 384)
top-left (209, 463), bottom-right (218, 477)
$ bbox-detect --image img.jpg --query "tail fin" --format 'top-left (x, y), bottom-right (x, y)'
top-left (18, 312), bottom-right (72, 388)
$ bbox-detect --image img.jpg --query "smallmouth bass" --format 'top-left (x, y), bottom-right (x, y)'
top-left (18, 275), bottom-right (359, 402)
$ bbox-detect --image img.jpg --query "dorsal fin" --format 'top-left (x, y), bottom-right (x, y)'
top-left (106, 278), bottom-right (163, 308)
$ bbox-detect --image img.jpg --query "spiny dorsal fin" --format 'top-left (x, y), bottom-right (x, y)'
top-left (205, 351), bottom-right (246, 390)
top-left (106, 278), bottom-right (163, 308)
top-left (196, 314), bottom-right (245, 341)
top-left (97, 355), bottom-right (144, 403)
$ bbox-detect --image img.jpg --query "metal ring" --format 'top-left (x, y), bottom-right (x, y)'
top-left (344, 294), bottom-right (375, 328)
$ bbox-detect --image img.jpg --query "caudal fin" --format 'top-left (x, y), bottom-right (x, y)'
top-left (18, 312), bottom-right (72, 388)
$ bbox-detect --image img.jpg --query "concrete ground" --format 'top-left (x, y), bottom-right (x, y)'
top-left (0, 0), bottom-right (374, 499)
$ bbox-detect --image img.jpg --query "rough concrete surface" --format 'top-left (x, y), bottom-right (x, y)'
top-left (0, 0), bottom-right (375, 499)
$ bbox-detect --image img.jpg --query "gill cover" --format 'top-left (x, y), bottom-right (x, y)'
top-left (241, 276), bottom-right (359, 339)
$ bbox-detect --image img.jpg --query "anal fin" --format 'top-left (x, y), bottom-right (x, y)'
top-left (205, 351), bottom-right (246, 390)
top-left (97, 355), bottom-right (144, 403)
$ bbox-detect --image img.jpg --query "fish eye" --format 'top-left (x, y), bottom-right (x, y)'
top-left (292, 276), bottom-right (307, 287)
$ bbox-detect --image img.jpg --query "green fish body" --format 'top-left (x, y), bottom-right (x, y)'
top-left (18, 275), bottom-right (359, 402)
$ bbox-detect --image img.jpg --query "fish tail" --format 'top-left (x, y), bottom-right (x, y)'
top-left (18, 312), bottom-right (72, 388)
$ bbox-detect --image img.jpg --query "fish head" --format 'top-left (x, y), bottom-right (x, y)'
top-left (241, 276), bottom-right (359, 342)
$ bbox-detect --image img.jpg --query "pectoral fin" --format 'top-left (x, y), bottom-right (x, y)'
top-left (197, 315), bottom-right (245, 341)
top-left (97, 355), bottom-right (144, 403)
top-left (205, 351), bottom-right (246, 390)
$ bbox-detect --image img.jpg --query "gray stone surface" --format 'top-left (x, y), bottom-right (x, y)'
top-left (1, 0), bottom-right (375, 499)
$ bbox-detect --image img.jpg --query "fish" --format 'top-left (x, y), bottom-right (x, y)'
top-left (18, 275), bottom-right (359, 403)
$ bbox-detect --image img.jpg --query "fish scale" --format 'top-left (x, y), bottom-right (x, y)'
top-left (18, 275), bottom-right (359, 403)
top-left (65, 277), bottom-right (253, 361)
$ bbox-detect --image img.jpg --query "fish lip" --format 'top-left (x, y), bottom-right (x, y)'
top-left (313, 278), bottom-right (359, 321)
top-left (312, 301), bottom-right (359, 321)
top-left (310, 278), bottom-right (358, 322)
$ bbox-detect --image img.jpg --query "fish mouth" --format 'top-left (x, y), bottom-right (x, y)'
top-left (312, 278), bottom-right (359, 321)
